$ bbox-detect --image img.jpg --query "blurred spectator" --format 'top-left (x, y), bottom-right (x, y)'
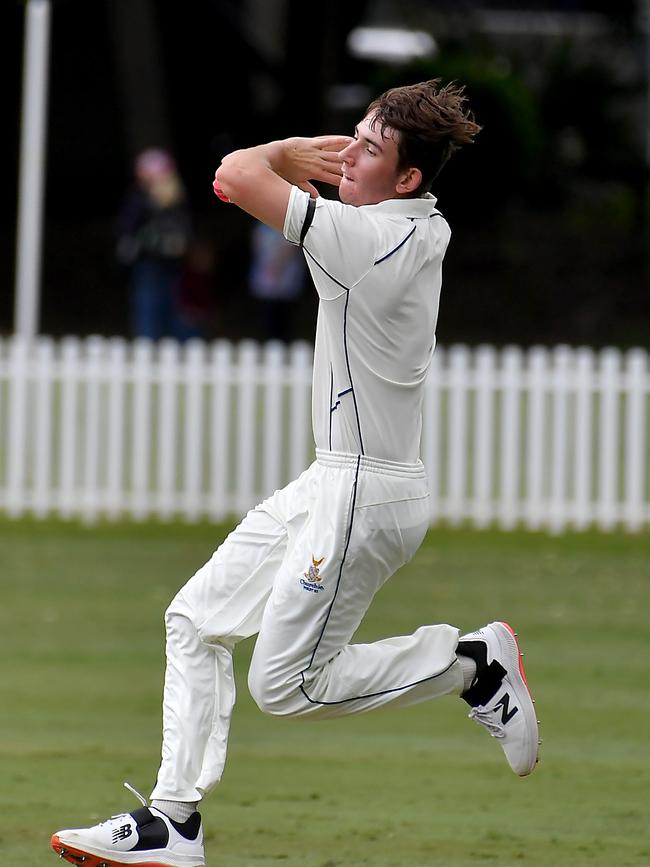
top-left (176, 238), bottom-right (219, 340)
top-left (116, 148), bottom-right (192, 340)
top-left (248, 221), bottom-right (305, 343)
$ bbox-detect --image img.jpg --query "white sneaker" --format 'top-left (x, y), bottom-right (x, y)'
top-left (458, 621), bottom-right (539, 776)
top-left (51, 785), bottom-right (205, 866)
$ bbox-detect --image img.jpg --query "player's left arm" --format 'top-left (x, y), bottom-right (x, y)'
top-left (213, 136), bottom-right (352, 232)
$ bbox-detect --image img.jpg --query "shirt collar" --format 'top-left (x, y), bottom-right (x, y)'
top-left (361, 193), bottom-right (438, 218)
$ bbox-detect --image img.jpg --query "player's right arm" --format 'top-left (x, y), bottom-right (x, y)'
top-left (213, 136), bottom-right (352, 232)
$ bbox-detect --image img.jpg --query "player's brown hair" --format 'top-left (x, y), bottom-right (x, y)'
top-left (366, 79), bottom-right (481, 196)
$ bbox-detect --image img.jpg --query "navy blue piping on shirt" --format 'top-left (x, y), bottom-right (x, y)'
top-left (373, 211), bottom-right (444, 265)
top-left (331, 387), bottom-right (353, 410)
top-left (298, 452), bottom-right (457, 707)
top-left (328, 365), bottom-right (334, 451)
top-left (303, 248), bottom-right (365, 454)
top-left (374, 224), bottom-right (417, 264)
top-left (341, 289), bottom-right (365, 455)
top-left (329, 386), bottom-right (353, 449)
top-left (299, 198), bottom-right (317, 247)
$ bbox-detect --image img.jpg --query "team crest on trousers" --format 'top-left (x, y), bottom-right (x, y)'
top-left (300, 556), bottom-right (325, 593)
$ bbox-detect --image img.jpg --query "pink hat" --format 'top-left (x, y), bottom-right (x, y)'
top-left (135, 148), bottom-right (176, 180)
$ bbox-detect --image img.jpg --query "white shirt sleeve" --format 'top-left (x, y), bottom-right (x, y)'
top-left (283, 186), bottom-right (382, 297)
top-left (282, 185), bottom-right (310, 246)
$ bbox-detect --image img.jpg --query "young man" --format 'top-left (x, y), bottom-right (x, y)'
top-left (52, 80), bottom-right (539, 867)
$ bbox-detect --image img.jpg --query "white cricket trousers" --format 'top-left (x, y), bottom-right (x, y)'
top-left (151, 450), bottom-right (464, 802)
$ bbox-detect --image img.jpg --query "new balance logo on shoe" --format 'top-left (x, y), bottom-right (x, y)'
top-left (51, 786), bottom-right (206, 867)
top-left (494, 692), bottom-right (519, 724)
top-left (111, 824), bottom-right (133, 844)
top-left (460, 622), bottom-right (539, 776)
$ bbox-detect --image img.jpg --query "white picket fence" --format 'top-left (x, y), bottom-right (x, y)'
top-left (0, 336), bottom-right (648, 532)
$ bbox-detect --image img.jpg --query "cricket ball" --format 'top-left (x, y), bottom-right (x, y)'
top-left (213, 179), bottom-right (231, 203)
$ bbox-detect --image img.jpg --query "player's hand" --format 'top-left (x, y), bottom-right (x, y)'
top-left (279, 135), bottom-right (353, 193)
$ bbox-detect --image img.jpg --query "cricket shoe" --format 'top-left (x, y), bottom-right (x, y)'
top-left (458, 621), bottom-right (539, 776)
top-left (51, 784), bottom-right (205, 867)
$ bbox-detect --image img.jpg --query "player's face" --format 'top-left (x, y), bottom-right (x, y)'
top-left (338, 113), bottom-right (406, 206)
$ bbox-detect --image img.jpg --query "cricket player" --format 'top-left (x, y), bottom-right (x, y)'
top-left (52, 79), bottom-right (539, 867)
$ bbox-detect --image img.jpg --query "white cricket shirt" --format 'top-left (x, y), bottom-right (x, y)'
top-left (284, 185), bottom-right (450, 464)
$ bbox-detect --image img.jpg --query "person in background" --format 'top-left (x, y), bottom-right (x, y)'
top-left (248, 220), bottom-right (306, 342)
top-left (116, 148), bottom-right (192, 340)
top-left (176, 237), bottom-right (219, 341)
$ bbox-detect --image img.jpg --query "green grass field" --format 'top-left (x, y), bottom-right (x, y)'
top-left (1, 519), bottom-right (649, 866)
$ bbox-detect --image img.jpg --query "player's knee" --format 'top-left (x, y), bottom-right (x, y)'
top-left (164, 593), bottom-right (188, 635)
top-left (163, 595), bottom-right (182, 636)
top-left (247, 665), bottom-right (284, 716)
top-left (163, 589), bottom-right (204, 649)
top-left (247, 660), bottom-right (299, 717)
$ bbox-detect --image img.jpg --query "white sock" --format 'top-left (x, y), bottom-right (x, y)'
top-left (151, 799), bottom-right (198, 823)
top-left (457, 654), bottom-right (477, 692)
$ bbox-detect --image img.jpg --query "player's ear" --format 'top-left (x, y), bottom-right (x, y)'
top-left (396, 166), bottom-right (422, 195)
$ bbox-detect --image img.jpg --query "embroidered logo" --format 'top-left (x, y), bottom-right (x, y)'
top-left (300, 556), bottom-right (326, 593)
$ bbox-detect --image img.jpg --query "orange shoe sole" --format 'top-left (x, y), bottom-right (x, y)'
top-left (51, 834), bottom-right (185, 867)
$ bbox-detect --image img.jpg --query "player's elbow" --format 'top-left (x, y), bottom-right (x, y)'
top-left (213, 160), bottom-right (239, 203)
top-left (213, 149), bottom-right (290, 231)
top-left (214, 152), bottom-right (256, 204)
